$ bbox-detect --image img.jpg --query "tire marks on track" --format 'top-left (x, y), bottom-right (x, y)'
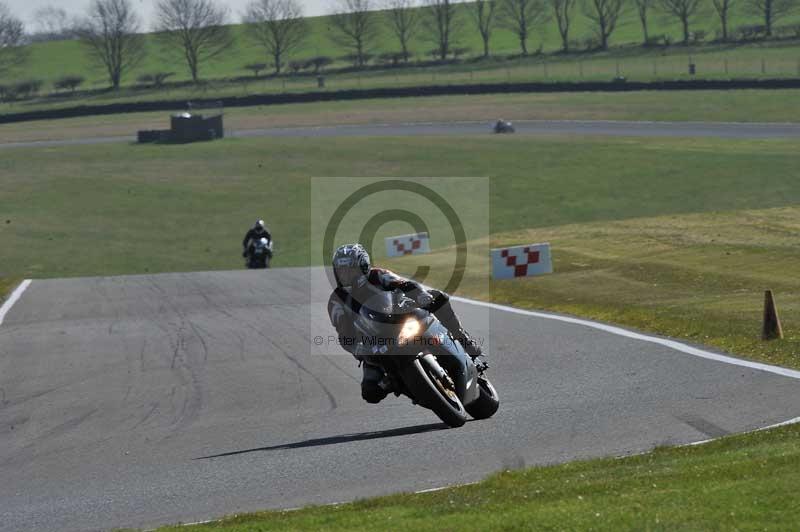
top-left (185, 273), bottom-right (341, 413)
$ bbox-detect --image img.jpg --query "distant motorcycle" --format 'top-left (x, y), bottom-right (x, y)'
top-left (245, 237), bottom-right (273, 269)
top-left (355, 286), bottom-right (500, 428)
top-left (493, 119), bottom-right (515, 134)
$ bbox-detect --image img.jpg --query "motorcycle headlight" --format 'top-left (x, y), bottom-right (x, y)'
top-left (397, 318), bottom-right (421, 344)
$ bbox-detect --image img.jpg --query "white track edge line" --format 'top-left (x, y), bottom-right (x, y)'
top-left (176, 482), bottom-right (481, 527)
top-left (170, 412), bottom-right (800, 530)
top-left (761, 415), bottom-right (800, 430)
top-left (684, 415), bottom-right (800, 448)
top-left (0, 279), bottom-right (31, 326)
top-left (450, 295), bottom-right (800, 381)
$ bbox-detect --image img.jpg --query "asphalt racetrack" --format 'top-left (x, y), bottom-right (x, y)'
top-left (3, 119), bottom-right (800, 150)
top-left (1, 269), bottom-right (799, 531)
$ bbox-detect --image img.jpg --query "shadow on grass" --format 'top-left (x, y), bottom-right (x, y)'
top-left (195, 421), bottom-right (455, 460)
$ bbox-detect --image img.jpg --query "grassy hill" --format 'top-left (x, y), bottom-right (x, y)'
top-left (5, 2), bottom-right (800, 90)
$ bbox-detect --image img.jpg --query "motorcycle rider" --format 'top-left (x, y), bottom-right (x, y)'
top-left (242, 220), bottom-right (272, 260)
top-left (327, 243), bottom-right (487, 404)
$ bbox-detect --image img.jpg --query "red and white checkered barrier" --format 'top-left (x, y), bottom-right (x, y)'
top-left (385, 232), bottom-right (431, 258)
top-left (491, 243), bottom-right (552, 279)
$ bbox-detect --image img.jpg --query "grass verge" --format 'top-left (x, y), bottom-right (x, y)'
top-left (158, 422), bottom-right (800, 531)
top-left (0, 277), bottom-right (19, 305)
top-left (3, 90), bottom-right (800, 144)
top-left (387, 206), bottom-right (800, 370)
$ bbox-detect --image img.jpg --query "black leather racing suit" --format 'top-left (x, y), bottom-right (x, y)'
top-left (242, 227), bottom-right (272, 257)
top-left (327, 268), bottom-right (481, 404)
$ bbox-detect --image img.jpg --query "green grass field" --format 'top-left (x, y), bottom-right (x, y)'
top-left (157, 422), bottom-right (800, 531)
top-left (2, 135), bottom-right (800, 274)
top-left (2, 2), bottom-right (800, 115)
top-left (1, 134), bottom-right (798, 367)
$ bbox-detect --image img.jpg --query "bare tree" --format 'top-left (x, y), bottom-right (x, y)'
top-left (423, 0), bottom-right (462, 60)
top-left (498, 0), bottom-right (547, 56)
top-left (329, 0), bottom-right (378, 68)
top-left (583, 0), bottom-right (624, 49)
top-left (550, 0), bottom-right (576, 51)
top-left (711, 0), bottom-right (734, 40)
top-left (155, 0), bottom-right (233, 83)
top-left (0, 2), bottom-right (26, 75)
top-left (744, 0), bottom-right (796, 36)
top-left (633, 0), bottom-right (656, 43)
top-left (75, 0), bottom-right (145, 89)
top-left (659, 0), bottom-right (702, 43)
top-left (244, 0), bottom-right (307, 74)
top-left (385, 0), bottom-right (419, 62)
top-left (469, 0), bottom-right (496, 57)
top-left (32, 5), bottom-right (78, 40)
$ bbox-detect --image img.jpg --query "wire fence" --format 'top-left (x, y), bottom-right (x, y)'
top-left (222, 54), bottom-right (800, 96)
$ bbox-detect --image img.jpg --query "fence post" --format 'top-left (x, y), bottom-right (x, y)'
top-left (615, 60), bottom-right (620, 77)
top-left (506, 68), bottom-right (511, 81)
top-left (761, 58), bottom-right (766, 74)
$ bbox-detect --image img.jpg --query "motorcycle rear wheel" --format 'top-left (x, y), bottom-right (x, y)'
top-left (399, 358), bottom-right (467, 428)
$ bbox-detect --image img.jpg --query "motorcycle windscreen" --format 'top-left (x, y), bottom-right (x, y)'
top-left (355, 287), bottom-right (417, 339)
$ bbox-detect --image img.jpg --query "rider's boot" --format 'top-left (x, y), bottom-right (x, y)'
top-left (361, 362), bottom-right (393, 403)
top-left (455, 328), bottom-right (489, 372)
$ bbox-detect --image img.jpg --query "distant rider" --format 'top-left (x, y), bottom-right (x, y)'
top-left (327, 243), bottom-right (487, 404)
top-left (242, 219), bottom-right (272, 259)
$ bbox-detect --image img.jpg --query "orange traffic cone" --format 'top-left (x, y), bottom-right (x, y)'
top-left (762, 290), bottom-right (784, 341)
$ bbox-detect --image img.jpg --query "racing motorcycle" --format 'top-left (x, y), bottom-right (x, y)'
top-left (245, 237), bottom-right (273, 269)
top-left (354, 286), bottom-right (499, 428)
top-left (493, 119), bottom-right (515, 134)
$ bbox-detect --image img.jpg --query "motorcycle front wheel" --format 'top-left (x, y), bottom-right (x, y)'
top-left (399, 358), bottom-right (467, 428)
top-left (465, 376), bottom-right (500, 420)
